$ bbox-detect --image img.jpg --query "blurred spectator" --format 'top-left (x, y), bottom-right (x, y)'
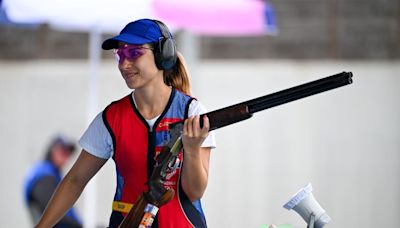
top-left (23, 134), bottom-right (82, 228)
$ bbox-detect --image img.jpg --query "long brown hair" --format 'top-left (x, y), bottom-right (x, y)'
top-left (163, 52), bottom-right (191, 95)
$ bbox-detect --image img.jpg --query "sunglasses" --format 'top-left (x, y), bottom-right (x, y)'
top-left (113, 44), bottom-right (153, 63)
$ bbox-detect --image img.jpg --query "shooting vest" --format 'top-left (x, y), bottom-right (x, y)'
top-left (103, 88), bottom-right (207, 228)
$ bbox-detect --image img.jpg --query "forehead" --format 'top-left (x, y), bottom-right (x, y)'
top-left (53, 143), bottom-right (73, 152)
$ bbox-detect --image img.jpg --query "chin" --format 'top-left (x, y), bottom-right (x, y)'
top-left (126, 83), bottom-right (136, 90)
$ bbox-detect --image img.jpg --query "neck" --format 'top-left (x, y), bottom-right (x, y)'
top-left (134, 85), bottom-right (172, 120)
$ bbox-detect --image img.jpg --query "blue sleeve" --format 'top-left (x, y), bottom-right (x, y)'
top-left (79, 112), bottom-right (113, 159)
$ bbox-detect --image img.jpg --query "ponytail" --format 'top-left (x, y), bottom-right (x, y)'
top-left (163, 52), bottom-right (192, 95)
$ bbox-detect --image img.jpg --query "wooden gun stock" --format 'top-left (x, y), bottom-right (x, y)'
top-left (119, 190), bottom-right (174, 228)
top-left (118, 193), bottom-right (148, 228)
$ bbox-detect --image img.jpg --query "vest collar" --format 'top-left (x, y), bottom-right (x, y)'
top-left (129, 88), bottom-right (176, 132)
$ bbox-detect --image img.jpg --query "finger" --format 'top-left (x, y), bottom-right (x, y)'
top-left (202, 115), bottom-right (210, 131)
top-left (192, 115), bottom-right (200, 136)
top-left (183, 118), bottom-right (189, 135)
top-left (198, 115), bottom-right (209, 137)
top-left (186, 116), bottom-right (194, 137)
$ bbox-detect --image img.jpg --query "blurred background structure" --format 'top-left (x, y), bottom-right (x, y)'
top-left (0, 0), bottom-right (399, 228)
top-left (1, 0), bottom-right (399, 59)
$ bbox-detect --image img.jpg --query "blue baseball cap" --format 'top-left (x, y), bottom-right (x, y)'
top-left (102, 19), bottom-right (163, 50)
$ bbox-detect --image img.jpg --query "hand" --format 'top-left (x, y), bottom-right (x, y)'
top-left (181, 115), bottom-right (209, 155)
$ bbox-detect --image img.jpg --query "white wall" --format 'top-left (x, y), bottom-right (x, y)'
top-left (0, 60), bottom-right (399, 228)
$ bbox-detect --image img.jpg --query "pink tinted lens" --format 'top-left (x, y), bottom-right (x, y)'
top-left (116, 46), bottom-right (146, 63)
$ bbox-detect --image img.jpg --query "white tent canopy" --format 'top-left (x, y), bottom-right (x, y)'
top-left (2, 0), bottom-right (153, 33)
top-left (3, 0), bottom-right (275, 35)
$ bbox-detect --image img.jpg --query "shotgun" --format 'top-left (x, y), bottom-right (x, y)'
top-left (119, 71), bottom-right (353, 227)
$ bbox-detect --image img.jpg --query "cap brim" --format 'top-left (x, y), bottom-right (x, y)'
top-left (102, 33), bottom-right (156, 50)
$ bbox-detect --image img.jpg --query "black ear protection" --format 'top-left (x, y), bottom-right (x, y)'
top-left (152, 20), bottom-right (177, 70)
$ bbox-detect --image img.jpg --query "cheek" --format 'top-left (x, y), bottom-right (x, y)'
top-left (118, 65), bottom-right (124, 74)
top-left (137, 55), bottom-right (160, 73)
top-left (52, 152), bottom-right (69, 166)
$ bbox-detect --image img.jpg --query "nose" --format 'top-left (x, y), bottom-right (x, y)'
top-left (119, 58), bottom-right (134, 70)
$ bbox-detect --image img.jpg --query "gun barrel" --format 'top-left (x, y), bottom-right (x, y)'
top-left (202, 72), bottom-right (352, 131)
top-left (246, 71), bottom-right (352, 113)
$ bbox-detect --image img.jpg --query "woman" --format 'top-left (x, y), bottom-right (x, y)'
top-left (36, 19), bottom-right (216, 228)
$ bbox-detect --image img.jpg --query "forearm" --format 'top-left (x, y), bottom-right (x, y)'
top-left (57, 214), bottom-right (82, 228)
top-left (35, 171), bottom-right (86, 228)
top-left (36, 150), bottom-right (107, 228)
top-left (181, 147), bottom-right (210, 202)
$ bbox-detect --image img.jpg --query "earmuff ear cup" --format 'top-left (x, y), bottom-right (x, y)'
top-left (154, 38), bottom-right (177, 70)
top-left (161, 38), bottom-right (177, 70)
top-left (152, 20), bottom-right (177, 70)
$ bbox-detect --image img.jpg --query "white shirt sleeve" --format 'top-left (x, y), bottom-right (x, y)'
top-left (79, 112), bottom-right (113, 159)
top-left (188, 99), bottom-right (217, 149)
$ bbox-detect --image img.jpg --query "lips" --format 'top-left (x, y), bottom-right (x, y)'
top-left (123, 72), bottom-right (139, 79)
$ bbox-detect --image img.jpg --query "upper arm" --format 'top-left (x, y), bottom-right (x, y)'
top-left (65, 150), bottom-right (108, 186)
top-left (79, 112), bottom-right (114, 159)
